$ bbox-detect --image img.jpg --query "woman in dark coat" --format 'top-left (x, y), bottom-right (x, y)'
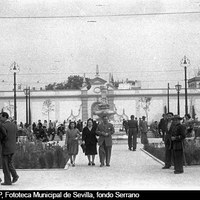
top-left (82, 118), bottom-right (98, 166)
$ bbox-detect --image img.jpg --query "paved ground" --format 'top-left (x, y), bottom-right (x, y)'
top-left (0, 138), bottom-right (200, 191)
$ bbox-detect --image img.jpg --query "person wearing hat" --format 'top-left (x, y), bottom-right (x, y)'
top-left (139, 116), bottom-right (148, 145)
top-left (162, 112), bottom-right (174, 169)
top-left (171, 115), bottom-right (186, 174)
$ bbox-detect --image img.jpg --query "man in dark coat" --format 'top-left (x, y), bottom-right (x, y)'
top-left (127, 115), bottom-right (138, 151)
top-left (162, 112), bottom-right (174, 169)
top-left (158, 114), bottom-right (168, 141)
top-left (96, 115), bottom-right (115, 167)
top-left (0, 121), bottom-right (7, 183)
top-left (0, 112), bottom-right (19, 185)
top-left (171, 115), bottom-right (186, 174)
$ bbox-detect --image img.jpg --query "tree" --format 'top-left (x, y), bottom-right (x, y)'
top-left (3, 101), bottom-right (14, 119)
top-left (42, 99), bottom-right (55, 122)
top-left (45, 75), bottom-right (91, 90)
top-left (139, 97), bottom-right (152, 122)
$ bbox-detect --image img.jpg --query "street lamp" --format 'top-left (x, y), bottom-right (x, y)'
top-left (167, 83), bottom-right (170, 113)
top-left (28, 86), bottom-right (31, 125)
top-left (175, 83), bottom-right (182, 115)
top-left (180, 56), bottom-right (190, 115)
top-left (23, 87), bottom-right (29, 125)
top-left (10, 62), bottom-right (20, 123)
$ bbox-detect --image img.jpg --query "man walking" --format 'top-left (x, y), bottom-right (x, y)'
top-left (0, 112), bottom-right (19, 185)
top-left (96, 115), bottom-right (115, 167)
top-left (127, 115), bottom-right (138, 151)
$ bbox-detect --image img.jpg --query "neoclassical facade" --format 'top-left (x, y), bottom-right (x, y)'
top-left (1, 73), bottom-right (200, 124)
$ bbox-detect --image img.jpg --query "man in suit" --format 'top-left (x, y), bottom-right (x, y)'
top-left (158, 114), bottom-right (168, 141)
top-left (96, 115), bottom-right (115, 167)
top-left (0, 121), bottom-right (7, 183)
top-left (139, 116), bottom-right (148, 145)
top-left (162, 112), bottom-right (174, 169)
top-left (127, 115), bottom-right (138, 151)
top-left (171, 115), bottom-right (186, 174)
top-left (0, 112), bottom-right (19, 185)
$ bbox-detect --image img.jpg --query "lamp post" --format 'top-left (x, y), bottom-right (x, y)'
top-left (180, 56), bottom-right (190, 115)
top-left (23, 87), bottom-right (29, 125)
top-left (28, 86), bottom-right (31, 125)
top-left (175, 83), bottom-right (182, 115)
top-left (167, 83), bottom-right (170, 113)
top-left (10, 62), bottom-right (20, 123)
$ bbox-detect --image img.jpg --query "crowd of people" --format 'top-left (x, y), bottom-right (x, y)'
top-left (0, 109), bottom-right (197, 186)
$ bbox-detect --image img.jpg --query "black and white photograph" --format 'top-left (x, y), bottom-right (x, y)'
top-left (0, 0), bottom-right (200, 194)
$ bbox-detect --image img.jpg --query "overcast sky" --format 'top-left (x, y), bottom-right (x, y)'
top-left (1, 0), bottom-right (200, 90)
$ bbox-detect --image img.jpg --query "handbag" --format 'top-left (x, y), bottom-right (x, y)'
top-left (80, 142), bottom-right (86, 153)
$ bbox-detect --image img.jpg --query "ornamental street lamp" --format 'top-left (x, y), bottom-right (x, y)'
top-left (10, 62), bottom-right (20, 123)
top-left (180, 56), bottom-right (190, 115)
top-left (175, 83), bottom-right (182, 115)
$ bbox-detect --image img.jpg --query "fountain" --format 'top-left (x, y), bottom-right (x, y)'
top-left (93, 85), bottom-right (116, 119)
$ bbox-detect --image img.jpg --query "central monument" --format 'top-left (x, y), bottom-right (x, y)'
top-left (93, 85), bottom-right (116, 119)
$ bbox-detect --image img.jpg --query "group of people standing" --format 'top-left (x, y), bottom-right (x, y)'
top-left (64, 115), bottom-right (115, 168)
top-left (159, 112), bottom-right (186, 174)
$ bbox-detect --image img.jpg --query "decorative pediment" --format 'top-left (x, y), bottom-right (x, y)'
top-left (90, 77), bottom-right (107, 86)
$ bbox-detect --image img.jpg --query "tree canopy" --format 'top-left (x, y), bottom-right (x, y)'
top-left (45, 75), bottom-right (91, 90)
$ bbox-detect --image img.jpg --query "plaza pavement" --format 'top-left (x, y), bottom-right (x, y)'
top-left (0, 138), bottom-right (200, 191)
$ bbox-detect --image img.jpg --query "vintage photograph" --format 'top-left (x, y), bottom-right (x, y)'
top-left (0, 0), bottom-right (200, 192)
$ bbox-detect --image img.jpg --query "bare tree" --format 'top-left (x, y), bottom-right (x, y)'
top-left (139, 97), bottom-right (152, 123)
top-left (42, 99), bottom-right (55, 122)
top-left (3, 101), bottom-right (14, 119)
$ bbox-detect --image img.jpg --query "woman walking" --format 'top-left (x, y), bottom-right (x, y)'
top-left (65, 121), bottom-right (81, 167)
top-left (82, 118), bottom-right (98, 166)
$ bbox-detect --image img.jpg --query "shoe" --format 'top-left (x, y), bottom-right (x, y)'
top-left (12, 175), bottom-right (19, 183)
top-left (132, 149), bottom-right (136, 151)
top-left (92, 163), bottom-right (95, 166)
top-left (106, 164), bottom-right (110, 167)
top-left (174, 171), bottom-right (183, 174)
top-left (162, 166), bottom-right (170, 169)
top-left (88, 162), bottom-right (91, 166)
top-left (1, 182), bottom-right (12, 185)
top-left (129, 148), bottom-right (132, 151)
top-left (100, 163), bottom-right (104, 167)
top-left (72, 163), bottom-right (75, 167)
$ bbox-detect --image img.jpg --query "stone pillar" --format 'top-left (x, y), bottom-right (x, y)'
top-left (81, 90), bottom-right (88, 122)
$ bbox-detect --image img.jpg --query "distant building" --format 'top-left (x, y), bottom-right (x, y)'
top-left (188, 70), bottom-right (200, 89)
top-left (118, 79), bottom-right (141, 89)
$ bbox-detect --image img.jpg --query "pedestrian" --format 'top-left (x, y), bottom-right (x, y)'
top-left (127, 115), bottom-right (138, 151)
top-left (162, 112), bottom-right (174, 169)
top-left (82, 118), bottom-right (98, 166)
top-left (158, 114), bottom-right (168, 141)
top-left (0, 121), bottom-right (7, 183)
top-left (171, 115), bottom-right (186, 174)
top-left (65, 121), bottom-right (81, 167)
top-left (139, 116), bottom-right (148, 145)
top-left (0, 112), bottom-right (19, 185)
top-left (96, 115), bottom-right (115, 167)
